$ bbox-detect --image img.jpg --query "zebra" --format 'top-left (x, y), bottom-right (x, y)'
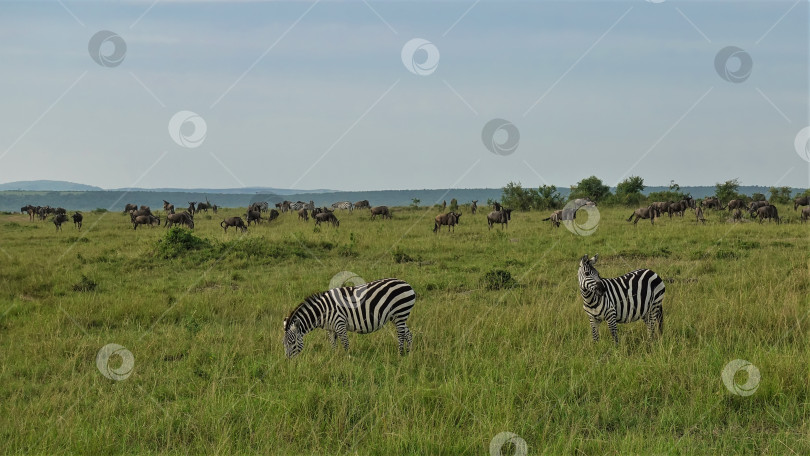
top-left (332, 201), bottom-right (353, 211)
top-left (289, 201), bottom-right (307, 211)
top-left (577, 254), bottom-right (665, 345)
top-left (282, 278), bottom-right (416, 358)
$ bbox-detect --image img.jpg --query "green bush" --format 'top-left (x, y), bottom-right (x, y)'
top-left (156, 227), bottom-right (212, 259)
top-left (483, 269), bottom-right (515, 290)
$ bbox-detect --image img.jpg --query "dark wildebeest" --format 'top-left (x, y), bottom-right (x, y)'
top-left (441, 200), bottom-right (447, 211)
top-left (165, 211), bottom-right (194, 229)
top-left (21, 205), bottom-right (36, 221)
top-left (72, 212), bottom-right (83, 230)
top-left (314, 212), bottom-right (339, 227)
top-left (433, 212), bottom-right (461, 233)
top-left (268, 209), bottom-right (280, 222)
top-left (627, 206), bottom-right (656, 225)
top-left (124, 203), bottom-right (137, 213)
top-left (749, 200), bottom-right (770, 218)
top-left (542, 210), bottom-right (563, 228)
top-left (726, 199), bottom-right (746, 211)
top-left (54, 207), bottom-right (66, 215)
top-left (470, 200), bottom-right (478, 215)
top-left (651, 201), bottom-right (670, 219)
top-left (800, 207), bottom-right (810, 223)
top-left (298, 208), bottom-right (309, 221)
top-left (187, 202), bottom-right (196, 215)
top-left (212, 204), bottom-right (218, 214)
top-left (196, 201), bottom-right (212, 213)
top-left (492, 202), bottom-right (503, 212)
top-left (370, 206), bottom-right (391, 220)
top-left (487, 208), bottom-right (512, 230)
top-left (246, 210), bottom-right (263, 226)
top-left (701, 197), bottom-right (722, 210)
top-left (163, 200), bottom-right (175, 214)
top-left (133, 215), bottom-right (160, 230)
top-left (354, 200), bottom-right (370, 210)
top-left (732, 209), bottom-right (742, 222)
top-left (756, 205), bottom-right (780, 224)
top-left (52, 214), bottom-right (68, 231)
top-left (221, 217), bottom-right (248, 233)
top-left (794, 195), bottom-right (810, 211)
top-left (695, 206), bottom-right (706, 224)
top-left (667, 200), bottom-right (692, 218)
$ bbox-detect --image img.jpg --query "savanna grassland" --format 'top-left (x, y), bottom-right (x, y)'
top-left (0, 203), bottom-right (807, 455)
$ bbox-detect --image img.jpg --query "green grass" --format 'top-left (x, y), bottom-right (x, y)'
top-left (0, 205), bottom-right (807, 454)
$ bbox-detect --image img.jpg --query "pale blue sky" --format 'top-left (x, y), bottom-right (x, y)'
top-left (0, 1), bottom-right (807, 191)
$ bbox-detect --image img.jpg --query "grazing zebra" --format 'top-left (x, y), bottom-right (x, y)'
top-left (578, 254), bottom-right (665, 345)
top-left (282, 278), bottom-right (416, 358)
top-left (332, 201), bottom-right (353, 211)
top-left (289, 201), bottom-right (308, 211)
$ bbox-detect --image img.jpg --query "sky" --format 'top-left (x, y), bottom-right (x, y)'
top-left (0, 0), bottom-right (808, 192)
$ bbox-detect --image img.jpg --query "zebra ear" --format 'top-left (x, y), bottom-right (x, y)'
top-left (580, 255), bottom-right (589, 265)
top-left (590, 254), bottom-right (599, 264)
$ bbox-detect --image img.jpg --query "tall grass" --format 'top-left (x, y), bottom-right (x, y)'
top-left (0, 204), bottom-right (807, 454)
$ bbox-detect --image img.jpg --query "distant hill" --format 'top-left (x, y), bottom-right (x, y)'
top-left (0, 180), bottom-right (102, 191)
top-left (109, 187), bottom-right (335, 195)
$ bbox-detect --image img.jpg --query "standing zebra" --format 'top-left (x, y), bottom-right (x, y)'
top-left (332, 201), bottom-right (353, 211)
top-left (283, 278), bottom-right (416, 358)
top-left (578, 254), bottom-right (665, 345)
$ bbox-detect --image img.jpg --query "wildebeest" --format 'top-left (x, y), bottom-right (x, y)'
top-left (627, 206), bottom-right (656, 225)
top-left (756, 205), bottom-right (780, 224)
top-left (53, 214), bottom-right (68, 231)
top-left (212, 204), bottom-right (218, 214)
top-left (433, 212), bottom-right (461, 233)
top-left (732, 209), bottom-right (742, 222)
top-left (470, 200), bottom-right (478, 215)
top-left (695, 206), bottom-right (706, 224)
top-left (794, 195), bottom-right (810, 211)
top-left (133, 215), bottom-right (160, 229)
top-left (187, 202), bottom-right (196, 215)
top-left (542, 210), bottom-right (563, 227)
top-left (246, 210), bottom-right (263, 226)
top-left (72, 212), bottom-right (83, 230)
top-left (163, 200), bottom-right (175, 214)
top-left (354, 200), bottom-right (370, 210)
top-left (196, 200), bottom-right (212, 213)
top-left (54, 207), bottom-right (66, 215)
top-left (749, 200), bottom-right (770, 217)
top-left (667, 199), bottom-right (693, 218)
top-left (701, 196), bottom-right (722, 210)
top-left (726, 199), bottom-right (746, 211)
top-left (650, 201), bottom-right (670, 218)
top-left (314, 212), bottom-right (339, 227)
top-left (221, 217), bottom-right (248, 233)
top-left (487, 208), bottom-right (512, 230)
top-left (124, 203), bottom-right (137, 213)
top-left (800, 207), bottom-right (810, 223)
top-left (165, 211), bottom-right (194, 229)
top-left (492, 202), bottom-right (502, 212)
top-left (268, 209), bottom-right (280, 222)
top-left (298, 208), bottom-right (309, 221)
top-left (21, 205), bottom-right (36, 221)
top-left (370, 206), bottom-right (391, 220)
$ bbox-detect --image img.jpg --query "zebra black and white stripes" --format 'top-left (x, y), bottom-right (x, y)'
top-left (578, 254), bottom-right (665, 344)
top-left (331, 201), bottom-right (353, 211)
top-left (283, 278), bottom-right (416, 358)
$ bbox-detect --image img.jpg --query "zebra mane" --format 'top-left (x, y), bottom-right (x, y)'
top-left (284, 292), bottom-right (325, 325)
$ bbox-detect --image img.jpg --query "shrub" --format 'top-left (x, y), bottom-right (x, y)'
top-left (156, 227), bottom-right (211, 259)
top-left (483, 269), bottom-right (515, 290)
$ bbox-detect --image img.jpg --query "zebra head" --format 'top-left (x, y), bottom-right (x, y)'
top-left (283, 317), bottom-right (304, 359)
top-left (578, 254), bottom-right (605, 301)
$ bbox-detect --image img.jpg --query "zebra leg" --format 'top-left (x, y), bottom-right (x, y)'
top-left (644, 315), bottom-right (656, 340)
top-left (656, 306), bottom-right (664, 336)
top-left (588, 315), bottom-right (600, 342)
top-left (395, 321), bottom-right (412, 355)
top-left (607, 315), bottom-right (619, 345)
top-left (327, 330), bottom-right (337, 348)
